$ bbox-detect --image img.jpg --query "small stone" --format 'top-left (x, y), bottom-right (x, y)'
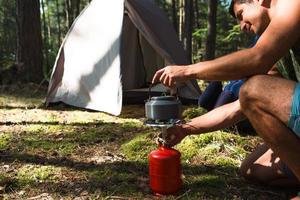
top-left (80, 191), bottom-right (89, 196)
top-left (18, 190), bottom-right (25, 196)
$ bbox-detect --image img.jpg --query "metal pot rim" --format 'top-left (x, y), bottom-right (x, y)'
top-left (150, 96), bottom-right (177, 101)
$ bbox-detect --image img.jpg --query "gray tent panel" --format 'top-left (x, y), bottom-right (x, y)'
top-left (125, 0), bottom-right (201, 97)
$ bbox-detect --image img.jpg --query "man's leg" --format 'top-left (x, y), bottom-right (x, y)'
top-left (239, 75), bottom-right (300, 181)
top-left (240, 143), bottom-right (299, 186)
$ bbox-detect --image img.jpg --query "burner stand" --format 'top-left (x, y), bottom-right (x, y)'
top-left (144, 119), bottom-right (183, 146)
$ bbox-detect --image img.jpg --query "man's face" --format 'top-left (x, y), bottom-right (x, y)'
top-left (233, 0), bottom-right (270, 35)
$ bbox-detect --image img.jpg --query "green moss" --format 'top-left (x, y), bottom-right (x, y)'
top-left (67, 127), bottom-right (117, 144)
top-left (177, 132), bottom-right (224, 161)
top-left (183, 106), bottom-right (207, 120)
top-left (121, 121), bottom-right (143, 131)
top-left (17, 165), bottom-right (60, 186)
top-left (200, 143), bottom-right (222, 157)
top-left (177, 131), bottom-right (256, 163)
top-left (121, 131), bottom-right (156, 161)
top-left (25, 125), bottom-right (48, 134)
top-left (0, 133), bottom-right (12, 150)
top-left (177, 136), bottom-right (202, 161)
top-left (208, 156), bottom-right (240, 168)
top-left (22, 135), bottom-right (76, 156)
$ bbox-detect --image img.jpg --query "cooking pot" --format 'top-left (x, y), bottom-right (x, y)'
top-left (145, 86), bottom-right (182, 121)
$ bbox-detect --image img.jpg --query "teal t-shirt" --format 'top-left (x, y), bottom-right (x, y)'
top-left (277, 40), bottom-right (300, 81)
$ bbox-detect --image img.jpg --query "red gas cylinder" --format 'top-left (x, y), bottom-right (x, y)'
top-left (149, 146), bottom-right (182, 195)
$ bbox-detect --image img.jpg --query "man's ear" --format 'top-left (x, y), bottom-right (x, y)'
top-left (258, 0), bottom-right (271, 8)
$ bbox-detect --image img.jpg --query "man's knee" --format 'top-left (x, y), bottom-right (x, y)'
top-left (239, 75), bottom-right (267, 111)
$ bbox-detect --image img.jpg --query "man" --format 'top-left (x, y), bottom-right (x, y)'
top-left (152, 0), bottom-right (300, 186)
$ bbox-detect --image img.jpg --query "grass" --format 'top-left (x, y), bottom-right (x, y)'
top-left (0, 133), bottom-right (12, 150)
top-left (0, 84), bottom-right (297, 199)
top-left (16, 164), bottom-right (61, 186)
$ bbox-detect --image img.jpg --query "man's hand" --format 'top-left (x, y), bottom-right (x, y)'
top-left (165, 125), bottom-right (189, 147)
top-left (152, 65), bottom-right (189, 88)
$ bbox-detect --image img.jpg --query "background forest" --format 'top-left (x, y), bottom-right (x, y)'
top-left (0, 0), bottom-right (252, 85)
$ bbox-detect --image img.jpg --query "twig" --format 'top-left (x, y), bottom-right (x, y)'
top-left (32, 70), bottom-right (52, 96)
top-left (32, 78), bottom-right (47, 95)
top-left (175, 189), bottom-right (191, 200)
top-left (104, 190), bottom-right (116, 200)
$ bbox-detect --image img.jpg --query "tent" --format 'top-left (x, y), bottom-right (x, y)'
top-left (46, 0), bottom-right (201, 116)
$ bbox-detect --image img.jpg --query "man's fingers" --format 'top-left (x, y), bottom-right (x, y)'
top-left (162, 76), bottom-right (170, 87)
top-left (159, 72), bottom-right (167, 84)
top-left (152, 68), bottom-right (165, 83)
top-left (169, 77), bottom-right (177, 89)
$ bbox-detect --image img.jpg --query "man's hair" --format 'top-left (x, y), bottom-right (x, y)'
top-left (229, 0), bottom-right (253, 18)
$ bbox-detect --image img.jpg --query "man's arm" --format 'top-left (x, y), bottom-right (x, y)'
top-left (166, 100), bottom-right (244, 146)
top-left (185, 65), bottom-right (282, 135)
top-left (185, 66), bottom-right (281, 135)
top-left (183, 100), bottom-right (244, 134)
top-left (153, 0), bottom-right (300, 87)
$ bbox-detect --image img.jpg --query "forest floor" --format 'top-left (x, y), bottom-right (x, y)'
top-left (0, 83), bottom-right (298, 199)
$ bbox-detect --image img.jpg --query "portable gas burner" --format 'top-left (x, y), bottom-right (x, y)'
top-left (144, 87), bottom-right (183, 195)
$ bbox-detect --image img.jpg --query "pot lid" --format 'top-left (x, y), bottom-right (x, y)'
top-left (150, 96), bottom-right (177, 101)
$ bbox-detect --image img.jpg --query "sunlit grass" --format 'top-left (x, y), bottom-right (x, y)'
top-left (0, 133), bottom-right (12, 150)
top-left (16, 164), bottom-right (61, 186)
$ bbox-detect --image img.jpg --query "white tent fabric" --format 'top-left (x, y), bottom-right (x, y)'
top-left (46, 0), bottom-right (201, 115)
top-left (47, 0), bottom-right (124, 115)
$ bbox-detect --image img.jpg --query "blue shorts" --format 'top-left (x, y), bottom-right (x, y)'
top-left (278, 84), bottom-right (300, 179)
top-left (288, 83), bottom-right (300, 137)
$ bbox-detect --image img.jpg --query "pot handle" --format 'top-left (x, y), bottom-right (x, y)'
top-left (148, 83), bottom-right (179, 100)
top-left (148, 83), bottom-right (154, 100)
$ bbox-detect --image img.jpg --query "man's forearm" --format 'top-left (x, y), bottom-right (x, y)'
top-left (186, 47), bottom-right (274, 81)
top-left (183, 100), bottom-right (245, 135)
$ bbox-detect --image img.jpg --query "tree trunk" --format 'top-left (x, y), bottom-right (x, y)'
top-left (194, 0), bottom-right (201, 28)
top-left (75, 0), bottom-right (81, 17)
top-left (205, 0), bottom-right (217, 60)
top-left (184, 0), bottom-right (193, 63)
top-left (178, 0), bottom-right (184, 42)
top-left (40, 0), bottom-right (49, 73)
top-left (56, 0), bottom-right (62, 44)
top-left (65, 0), bottom-right (81, 28)
top-left (193, 0), bottom-right (202, 60)
top-left (16, 0), bottom-right (43, 83)
top-left (65, 0), bottom-right (73, 28)
top-left (171, 0), bottom-right (178, 33)
top-left (46, 0), bottom-right (52, 48)
top-left (1, 1), bottom-right (16, 63)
